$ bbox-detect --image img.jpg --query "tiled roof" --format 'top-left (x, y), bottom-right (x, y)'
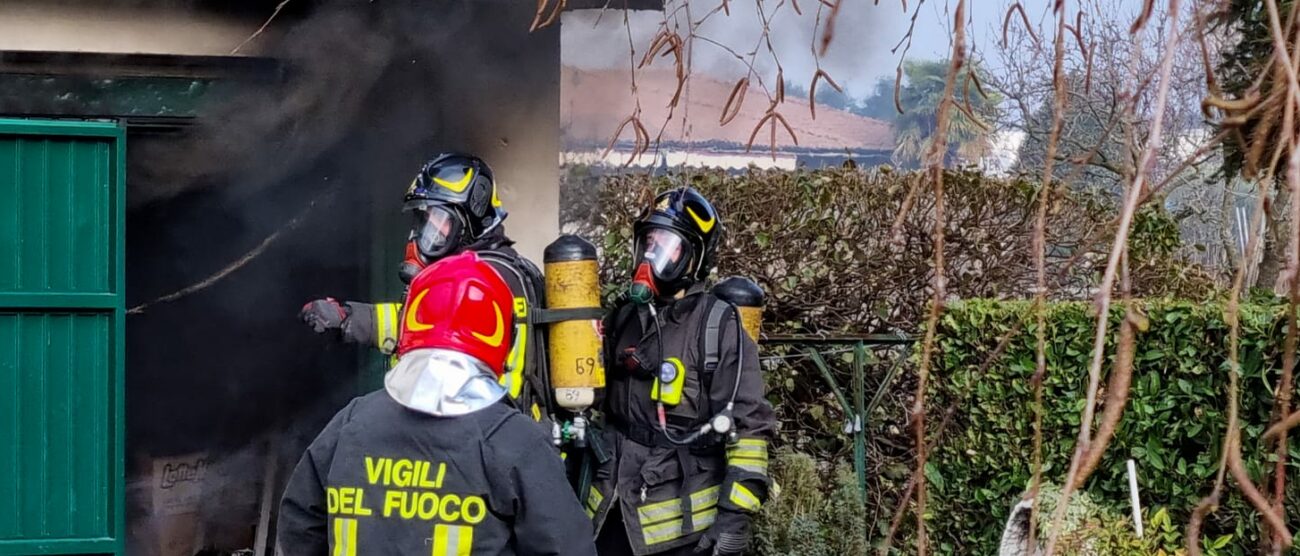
top-left (561, 66), bottom-right (894, 153)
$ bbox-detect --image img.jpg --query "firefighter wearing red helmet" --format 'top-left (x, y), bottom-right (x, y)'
top-left (278, 252), bottom-right (596, 556)
top-left (299, 153), bottom-right (554, 426)
top-left (587, 187), bottom-right (775, 556)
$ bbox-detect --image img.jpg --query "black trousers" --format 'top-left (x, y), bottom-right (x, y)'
top-left (596, 508), bottom-right (702, 556)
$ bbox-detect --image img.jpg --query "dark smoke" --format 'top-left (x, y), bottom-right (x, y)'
top-left (123, 2), bottom-right (555, 553)
top-left (130, 5), bottom-right (397, 207)
top-left (562, 2), bottom-right (905, 100)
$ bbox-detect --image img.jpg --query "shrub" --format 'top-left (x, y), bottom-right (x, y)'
top-left (924, 299), bottom-right (1300, 554)
top-left (755, 450), bottom-right (867, 556)
top-left (560, 166), bottom-right (1229, 552)
top-left (562, 164), bottom-right (1127, 333)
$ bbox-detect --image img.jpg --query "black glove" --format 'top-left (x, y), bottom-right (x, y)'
top-left (695, 509), bottom-right (751, 556)
top-left (300, 298), bottom-right (350, 333)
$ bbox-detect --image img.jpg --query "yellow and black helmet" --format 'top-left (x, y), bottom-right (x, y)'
top-left (632, 187), bottom-right (723, 293)
top-left (403, 153), bottom-right (505, 262)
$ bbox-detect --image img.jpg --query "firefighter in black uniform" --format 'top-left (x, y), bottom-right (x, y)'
top-left (588, 188), bottom-right (775, 556)
top-left (300, 153), bottom-right (553, 425)
top-left (278, 251), bottom-right (596, 556)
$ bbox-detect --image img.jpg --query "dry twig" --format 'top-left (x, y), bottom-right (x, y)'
top-left (530, 0), bottom-right (567, 31)
top-left (1045, 0), bottom-right (1185, 552)
top-left (1028, 4), bottom-right (1071, 550)
top-left (231, 0), bottom-right (291, 55)
top-left (908, 2), bottom-right (967, 553)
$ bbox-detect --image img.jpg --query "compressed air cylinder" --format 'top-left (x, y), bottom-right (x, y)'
top-left (544, 235), bottom-right (606, 411)
top-left (712, 276), bottom-right (765, 342)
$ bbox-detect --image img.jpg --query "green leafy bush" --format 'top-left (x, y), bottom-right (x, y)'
top-left (925, 299), bottom-right (1300, 554)
top-left (562, 164), bottom-right (1123, 332)
top-left (755, 450), bottom-right (867, 556)
top-left (561, 166), bottom-right (1233, 552)
top-left (1027, 483), bottom-right (1211, 555)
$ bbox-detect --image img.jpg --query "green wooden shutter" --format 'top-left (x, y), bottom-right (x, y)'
top-left (0, 119), bottom-right (125, 556)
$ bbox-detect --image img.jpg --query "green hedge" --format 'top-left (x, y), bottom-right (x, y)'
top-left (927, 299), bottom-right (1300, 554)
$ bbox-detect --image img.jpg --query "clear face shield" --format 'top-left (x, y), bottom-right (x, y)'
top-left (407, 203), bottom-right (463, 261)
top-left (638, 228), bottom-right (691, 282)
top-left (630, 227), bottom-right (694, 302)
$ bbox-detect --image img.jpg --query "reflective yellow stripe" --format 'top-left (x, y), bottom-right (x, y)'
top-left (690, 486), bottom-right (720, 510)
top-left (727, 438), bottom-right (768, 460)
top-left (642, 508), bottom-right (719, 545)
top-left (498, 297), bottom-right (528, 398)
top-left (376, 303), bottom-right (400, 353)
top-left (586, 486), bottom-right (604, 518)
top-left (639, 483), bottom-right (722, 527)
top-left (729, 439), bottom-right (769, 476)
top-left (387, 304), bottom-right (400, 347)
top-left (432, 524), bottom-right (473, 556)
top-left (332, 518), bottom-right (357, 556)
top-left (692, 508), bottom-right (717, 531)
top-left (637, 498), bottom-right (682, 525)
top-left (728, 445), bottom-right (768, 459)
top-left (643, 518), bottom-right (683, 545)
top-left (500, 323), bottom-right (527, 398)
top-left (729, 453), bottom-right (769, 466)
top-left (729, 483), bottom-right (762, 512)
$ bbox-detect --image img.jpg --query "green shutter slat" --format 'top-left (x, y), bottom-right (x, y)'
top-left (0, 316), bottom-right (17, 539)
top-left (0, 118), bottom-right (124, 555)
top-left (0, 140), bottom-right (16, 289)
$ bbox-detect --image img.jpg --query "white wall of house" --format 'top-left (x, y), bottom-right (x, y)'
top-left (563, 148), bottom-right (798, 170)
top-left (0, 2), bottom-right (264, 56)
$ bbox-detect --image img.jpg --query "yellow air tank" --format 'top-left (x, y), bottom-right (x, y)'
top-left (544, 235), bottom-right (606, 411)
top-left (712, 276), bottom-right (765, 342)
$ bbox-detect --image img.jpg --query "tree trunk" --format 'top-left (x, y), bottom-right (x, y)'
top-left (1221, 183), bottom-right (1240, 272)
top-left (1258, 183), bottom-right (1290, 292)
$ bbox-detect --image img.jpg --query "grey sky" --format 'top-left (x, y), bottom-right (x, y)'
top-left (562, 0), bottom-right (1145, 100)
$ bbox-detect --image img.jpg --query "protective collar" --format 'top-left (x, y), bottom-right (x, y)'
top-left (384, 348), bottom-right (507, 416)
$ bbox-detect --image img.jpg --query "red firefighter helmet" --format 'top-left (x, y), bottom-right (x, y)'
top-left (396, 252), bottom-right (514, 375)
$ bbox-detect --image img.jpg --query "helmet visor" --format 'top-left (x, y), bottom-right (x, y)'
top-left (636, 227), bottom-right (693, 283)
top-left (409, 204), bottom-right (462, 260)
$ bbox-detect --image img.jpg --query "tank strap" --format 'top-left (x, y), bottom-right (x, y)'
top-left (532, 307), bottom-right (607, 324)
top-left (701, 299), bottom-right (731, 389)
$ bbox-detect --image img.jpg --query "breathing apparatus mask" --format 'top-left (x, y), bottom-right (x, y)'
top-left (406, 201), bottom-right (466, 263)
top-left (629, 227), bottom-right (695, 305)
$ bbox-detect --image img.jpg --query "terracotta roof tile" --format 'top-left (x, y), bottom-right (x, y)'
top-left (561, 66), bottom-right (894, 153)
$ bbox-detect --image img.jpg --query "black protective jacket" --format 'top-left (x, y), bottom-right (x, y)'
top-left (276, 392), bottom-right (595, 556)
top-left (587, 286), bottom-right (775, 555)
top-left (342, 230), bottom-right (552, 424)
